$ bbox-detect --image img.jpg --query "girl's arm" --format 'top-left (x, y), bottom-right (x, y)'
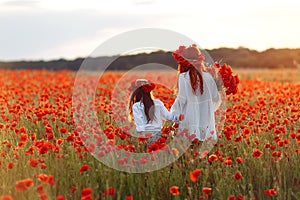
top-left (158, 101), bottom-right (180, 122)
top-left (132, 104), bottom-right (145, 132)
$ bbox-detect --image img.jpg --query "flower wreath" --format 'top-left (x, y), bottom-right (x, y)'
top-left (142, 83), bottom-right (155, 93)
top-left (172, 44), bottom-right (205, 67)
top-left (128, 79), bottom-right (155, 93)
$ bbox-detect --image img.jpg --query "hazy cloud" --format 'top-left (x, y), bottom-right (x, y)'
top-left (0, 9), bottom-right (171, 60)
top-left (0, 0), bottom-right (299, 60)
top-left (131, 0), bottom-right (156, 5)
top-left (1, 0), bottom-right (39, 7)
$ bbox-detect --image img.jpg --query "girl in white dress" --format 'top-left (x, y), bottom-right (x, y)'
top-left (171, 45), bottom-right (222, 142)
top-left (128, 79), bottom-right (182, 145)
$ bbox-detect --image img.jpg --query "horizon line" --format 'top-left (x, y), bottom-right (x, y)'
top-left (1, 46), bottom-right (300, 63)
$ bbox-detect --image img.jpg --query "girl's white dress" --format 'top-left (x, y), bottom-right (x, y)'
top-left (171, 71), bottom-right (221, 141)
top-left (132, 99), bottom-right (179, 132)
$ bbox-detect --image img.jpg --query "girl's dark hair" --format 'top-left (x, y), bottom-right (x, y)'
top-left (129, 87), bottom-right (155, 123)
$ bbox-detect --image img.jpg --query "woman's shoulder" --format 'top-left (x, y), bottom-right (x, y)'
top-left (202, 71), bottom-right (214, 80)
top-left (179, 72), bottom-right (188, 77)
top-left (202, 71), bottom-right (211, 76)
top-left (179, 72), bottom-right (189, 80)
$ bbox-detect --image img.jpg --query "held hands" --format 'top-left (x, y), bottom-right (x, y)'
top-left (174, 114), bottom-right (184, 122)
top-left (172, 114), bottom-right (184, 130)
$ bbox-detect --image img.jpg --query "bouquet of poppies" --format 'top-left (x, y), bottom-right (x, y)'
top-left (205, 62), bottom-right (239, 95)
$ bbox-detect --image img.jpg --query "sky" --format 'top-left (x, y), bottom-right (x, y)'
top-left (0, 0), bottom-right (300, 61)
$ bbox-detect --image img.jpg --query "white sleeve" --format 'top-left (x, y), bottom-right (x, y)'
top-left (132, 104), bottom-right (145, 132)
top-left (158, 101), bottom-right (179, 122)
top-left (171, 75), bottom-right (187, 116)
top-left (209, 76), bottom-right (222, 111)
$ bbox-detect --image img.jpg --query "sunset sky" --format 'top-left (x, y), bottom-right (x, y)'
top-left (1, 0), bottom-right (300, 61)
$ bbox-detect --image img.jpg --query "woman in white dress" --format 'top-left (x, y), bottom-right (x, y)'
top-left (171, 45), bottom-right (222, 142)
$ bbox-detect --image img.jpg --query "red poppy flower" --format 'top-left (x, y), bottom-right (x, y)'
top-left (0, 195), bottom-right (13, 200)
top-left (70, 186), bottom-right (77, 193)
top-left (147, 143), bottom-right (160, 153)
top-left (236, 157), bottom-right (243, 164)
top-left (227, 195), bottom-right (236, 200)
top-left (79, 164), bottom-right (90, 172)
top-left (169, 186), bottom-right (180, 195)
top-left (202, 187), bottom-right (212, 195)
top-left (173, 122), bottom-right (179, 129)
top-left (252, 148), bottom-right (263, 158)
top-left (29, 159), bottom-right (39, 167)
top-left (59, 127), bottom-right (68, 134)
top-left (208, 154), bottom-right (218, 163)
top-left (81, 188), bottom-right (93, 197)
top-left (234, 171), bottom-right (243, 180)
top-left (103, 187), bottom-right (116, 196)
top-left (36, 174), bottom-right (55, 186)
top-left (15, 178), bottom-right (34, 191)
top-left (55, 195), bottom-right (65, 200)
top-left (190, 169), bottom-right (201, 182)
top-left (264, 189), bottom-right (277, 196)
top-left (38, 192), bottom-right (48, 200)
top-left (137, 136), bottom-right (147, 143)
top-left (224, 158), bottom-right (233, 165)
top-left (7, 162), bottom-right (14, 170)
top-left (36, 185), bottom-right (44, 194)
top-left (172, 148), bottom-right (179, 155)
top-left (209, 62), bottom-right (239, 95)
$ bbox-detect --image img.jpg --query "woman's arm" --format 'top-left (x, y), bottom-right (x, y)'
top-left (209, 76), bottom-right (222, 111)
top-left (170, 74), bottom-right (187, 116)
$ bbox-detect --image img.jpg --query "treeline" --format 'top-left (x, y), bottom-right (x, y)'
top-left (209, 47), bottom-right (300, 68)
top-left (1, 47), bottom-right (300, 70)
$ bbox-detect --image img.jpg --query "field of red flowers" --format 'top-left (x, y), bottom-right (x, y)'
top-left (0, 69), bottom-right (299, 200)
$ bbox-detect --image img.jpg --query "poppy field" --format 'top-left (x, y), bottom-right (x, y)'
top-left (0, 68), bottom-right (299, 200)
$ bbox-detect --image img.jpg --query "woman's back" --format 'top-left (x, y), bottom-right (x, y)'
top-left (172, 71), bottom-right (220, 140)
top-left (180, 71), bottom-right (219, 103)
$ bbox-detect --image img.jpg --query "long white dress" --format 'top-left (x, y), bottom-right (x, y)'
top-left (171, 71), bottom-right (221, 141)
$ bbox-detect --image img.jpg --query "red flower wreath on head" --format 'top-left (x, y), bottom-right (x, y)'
top-left (142, 83), bottom-right (155, 93)
top-left (128, 79), bottom-right (149, 92)
top-left (128, 79), bottom-right (155, 93)
top-left (172, 44), bottom-right (205, 67)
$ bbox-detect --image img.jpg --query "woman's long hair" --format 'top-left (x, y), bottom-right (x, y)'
top-left (129, 87), bottom-right (155, 123)
top-left (178, 46), bottom-right (205, 95)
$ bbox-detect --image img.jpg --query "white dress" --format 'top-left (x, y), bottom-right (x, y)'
top-left (171, 71), bottom-right (221, 141)
top-left (132, 99), bottom-right (179, 132)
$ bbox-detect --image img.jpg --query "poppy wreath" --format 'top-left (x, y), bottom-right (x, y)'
top-left (142, 83), bottom-right (155, 93)
top-left (172, 44), bottom-right (205, 68)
